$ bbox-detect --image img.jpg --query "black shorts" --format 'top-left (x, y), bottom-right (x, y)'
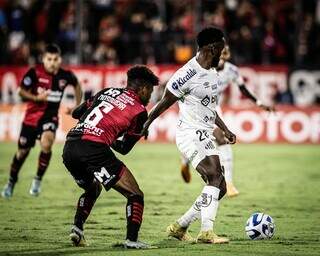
top-left (62, 139), bottom-right (125, 191)
top-left (18, 120), bottom-right (58, 149)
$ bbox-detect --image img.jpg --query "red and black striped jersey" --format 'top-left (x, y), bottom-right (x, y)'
top-left (21, 65), bottom-right (78, 127)
top-left (67, 88), bottom-right (147, 152)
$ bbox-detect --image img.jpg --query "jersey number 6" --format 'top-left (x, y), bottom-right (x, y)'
top-left (84, 101), bottom-right (114, 127)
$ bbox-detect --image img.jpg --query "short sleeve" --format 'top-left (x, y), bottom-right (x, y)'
top-left (67, 71), bottom-right (78, 87)
top-left (166, 69), bottom-right (192, 98)
top-left (20, 68), bottom-right (37, 90)
top-left (228, 64), bottom-right (244, 86)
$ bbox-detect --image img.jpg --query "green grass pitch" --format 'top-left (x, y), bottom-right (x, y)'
top-left (0, 142), bottom-right (319, 256)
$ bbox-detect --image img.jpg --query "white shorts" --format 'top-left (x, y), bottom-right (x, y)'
top-left (176, 127), bottom-right (220, 169)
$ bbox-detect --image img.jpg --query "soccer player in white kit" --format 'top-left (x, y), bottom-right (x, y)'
top-left (141, 27), bottom-right (235, 243)
top-left (180, 46), bottom-right (274, 197)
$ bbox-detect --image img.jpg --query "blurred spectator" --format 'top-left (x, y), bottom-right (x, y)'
top-left (92, 15), bottom-right (121, 64)
top-left (0, 0), bottom-right (318, 66)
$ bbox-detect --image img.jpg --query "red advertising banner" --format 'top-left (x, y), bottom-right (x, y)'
top-left (0, 65), bottom-right (290, 107)
top-left (0, 104), bottom-right (319, 144)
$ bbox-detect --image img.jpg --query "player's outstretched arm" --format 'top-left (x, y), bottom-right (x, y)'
top-left (238, 84), bottom-right (275, 111)
top-left (214, 111), bottom-right (236, 144)
top-left (141, 88), bottom-right (178, 138)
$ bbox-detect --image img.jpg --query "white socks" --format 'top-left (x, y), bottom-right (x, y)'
top-left (177, 195), bottom-right (202, 228)
top-left (177, 186), bottom-right (220, 232)
top-left (218, 144), bottom-right (233, 183)
top-left (200, 185), bottom-right (220, 231)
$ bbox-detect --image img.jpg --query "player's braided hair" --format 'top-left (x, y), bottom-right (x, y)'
top-left (127, 65), bottom-right (159, 88)
top-left (197, 27), bottom-right (224, 48)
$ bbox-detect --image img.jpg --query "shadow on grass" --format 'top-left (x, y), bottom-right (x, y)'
top-left (0, 239), bottom-right (201, 256)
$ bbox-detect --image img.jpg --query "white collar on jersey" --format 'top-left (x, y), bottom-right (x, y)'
top-left (193, 53), bottom-right (217, 73)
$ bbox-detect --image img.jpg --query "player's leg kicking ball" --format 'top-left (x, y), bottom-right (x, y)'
top-left (169, 130), bottom-right (230, 244)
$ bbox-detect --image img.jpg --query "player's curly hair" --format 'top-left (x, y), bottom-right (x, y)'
top-left (127, 65), bottom-right (159, 88)
top-left (197, 27), bottom-right (224, 48)
top-left (44, 44), bottom-right (61, 55)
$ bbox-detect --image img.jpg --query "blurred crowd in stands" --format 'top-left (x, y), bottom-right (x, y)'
top-left (0, 0), bottom-right (319, 66)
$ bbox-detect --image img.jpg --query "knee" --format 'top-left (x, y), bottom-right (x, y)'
top-left (134, 189), bottom-right (144, 199)
top-left (129, 186), bottom-right (144, 199)
top-left (41, 135), bottom-right (55, 153)
top-left (127, 193), bottom-right (144, 208)
top-left (87, 180), bottom-right (102, 199)
top-left (206, 169), bottom-right (223, 186)
top-left (41, 143), bottom-right (53, 153)
top-left (17, 148), bottom-right (30, 159)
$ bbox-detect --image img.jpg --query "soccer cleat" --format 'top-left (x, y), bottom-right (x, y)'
top-left (123, 239), bottom-right (155, 249)
top-left (197, 230), bottom-right (229, 244)
top-left (1, 181), bottom-right (15, 198)
top-left (69, 226), bottom-right (87, 247)
top-left (29, 178), bottom-right (41, 196)
top-left (181, 162), bottom-right (191, 183)
top-left (226, 182), bottom-right (240, 197)
top-left (166, 222), bottom-right (195, 242)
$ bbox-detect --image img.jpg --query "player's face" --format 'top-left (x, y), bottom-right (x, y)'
top-left (209, 39), bottom-right (225, 68)
top-left (138, 85), bottom-right (154, 106)
top-left (43, 53), bottom-right (62, 74)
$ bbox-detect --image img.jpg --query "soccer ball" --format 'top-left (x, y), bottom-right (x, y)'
top-left (245, 212), bottom-right (275, 240)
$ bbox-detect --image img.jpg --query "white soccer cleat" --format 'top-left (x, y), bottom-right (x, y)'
top-left (70, 225), bottom-right (87, 247)
top-left (29, 178), bottom-right (41, 196)
top-left (123, 239), bottom-right (155, 249)
top-left (1, 182), bottom-right (14, 199)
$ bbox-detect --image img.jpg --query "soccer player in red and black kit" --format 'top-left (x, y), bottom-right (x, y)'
top-left (62, 66), bottom-right (159, 249)
top-left (1, 44), bottom-right (82, 198)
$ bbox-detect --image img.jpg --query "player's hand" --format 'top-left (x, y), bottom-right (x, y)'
top-left (35, 91), bottom-right (50, 102)
top-left (224, 130), bottom-right (236, 144)
top-left (140, 122), bottom-right (150, 140)
top-left (260, 104), bottom-right (275, 112)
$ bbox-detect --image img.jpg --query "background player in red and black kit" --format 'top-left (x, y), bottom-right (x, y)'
top-left (1, 44), bottom-right (82, 198)
top-left (62, 66), bottom-right (159, 249)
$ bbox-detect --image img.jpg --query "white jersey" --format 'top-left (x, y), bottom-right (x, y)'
top-left (166, 56), bottom-right (221, 130)
top-left (217, 61), bottom-right (244, 106)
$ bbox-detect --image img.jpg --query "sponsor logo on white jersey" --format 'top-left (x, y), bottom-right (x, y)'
top-left (172, 69), bottom-right (197, 89)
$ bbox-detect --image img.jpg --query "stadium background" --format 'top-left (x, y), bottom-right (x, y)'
top-left (0, 0), bottom-right (319, 144)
